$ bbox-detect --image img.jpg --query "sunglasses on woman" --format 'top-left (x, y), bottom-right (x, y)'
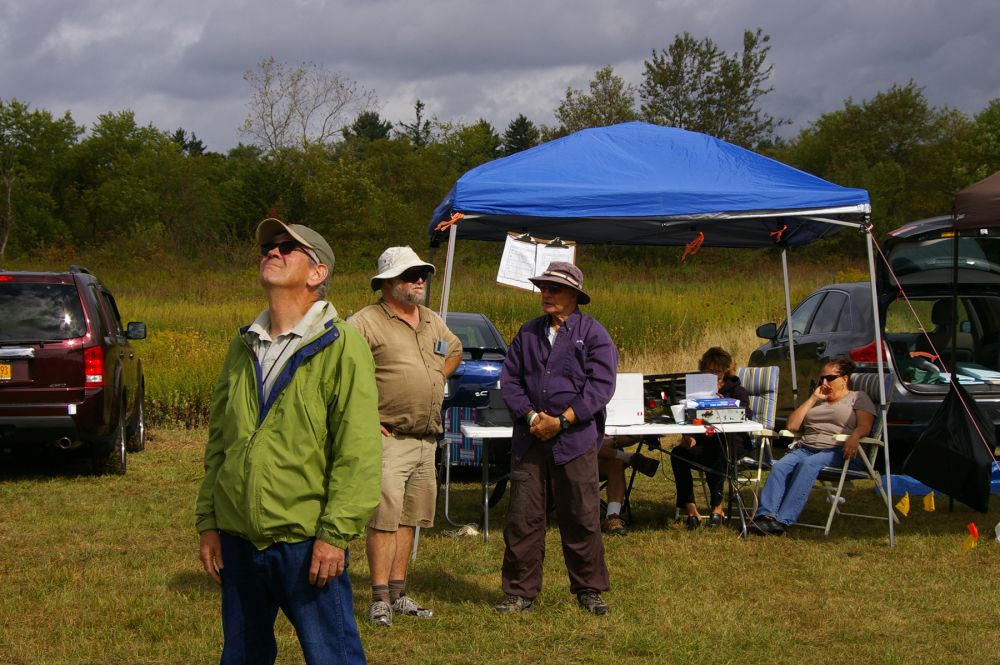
top-left (819, 374), bottom-right (844, 384)
top-left (399, 268), bottom-right (432, 283)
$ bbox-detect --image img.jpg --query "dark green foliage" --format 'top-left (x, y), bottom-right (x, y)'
top-left (398, 100), bottom-right (433, 148)
top-left (639, 28), bottom-right (788, 149)
top-left (342, 111), bottom-right (392, 142)
top-left (170, 128), bottom-right (205, 156)
top-left (502, 114), bottom-right (540, 156)
top-left (545, 65), bottom-right (638, 139)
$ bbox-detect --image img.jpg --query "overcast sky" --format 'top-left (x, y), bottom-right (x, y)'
top-left (2, 0), bottom-right (998, 153)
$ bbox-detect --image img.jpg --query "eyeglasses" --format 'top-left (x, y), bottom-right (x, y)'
top-left (537, 284), bottom-right (564, 294)
top-left (260, 240), bottom-right (305, 257)
top-left (398, 268), bottom-right (432, 283)
top-left (819, 374), bottom-right (844, 384)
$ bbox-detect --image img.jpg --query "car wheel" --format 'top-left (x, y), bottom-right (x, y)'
top-left (93, 406), bottom-right (127, 476)
top-left (127, 386), bottom-right (146, 453)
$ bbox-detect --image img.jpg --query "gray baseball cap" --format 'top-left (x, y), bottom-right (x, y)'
top-left (256, 219), bottom-right (335, 270)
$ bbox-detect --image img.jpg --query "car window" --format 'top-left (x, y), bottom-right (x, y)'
top-left (100, 291), bottom-right (125, 337)
top-left (810, 292), bottom-right (849, 334)
top-left (0, 282), bottom-right (88, 341)
top-left (778, 293), bottom-right (824, 339)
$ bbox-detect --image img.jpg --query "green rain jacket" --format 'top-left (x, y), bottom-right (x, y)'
top-left (195, 302), bottom-right (382, 550)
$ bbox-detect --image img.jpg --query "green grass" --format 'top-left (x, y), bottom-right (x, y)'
top-left (1, 430), bottom-right (998, 664)
top-left (3, 247), bottom-right (857, 427)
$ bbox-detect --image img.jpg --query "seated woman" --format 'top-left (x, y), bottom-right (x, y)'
top-left (597, 436), bottom-right (659, 536)
top-left (751, 358), bottom-right (875, 536)
top-left (671, 347), bottom-right (753, 530)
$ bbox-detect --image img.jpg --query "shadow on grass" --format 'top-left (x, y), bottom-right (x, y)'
top-left (169, 570), bottom-right (220, 598)
top-left (0, 450), bottom-right (96, 480)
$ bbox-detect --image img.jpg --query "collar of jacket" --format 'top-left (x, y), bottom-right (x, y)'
top-left (239, 302), bottom-right (341, 426)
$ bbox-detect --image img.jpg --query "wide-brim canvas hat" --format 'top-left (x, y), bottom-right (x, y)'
top-left (256, 218), bottom-right (335, 270)
top-left (371, 246), bottom-right (436, 291)
top-left (528, 261), bottom-right (591, 305)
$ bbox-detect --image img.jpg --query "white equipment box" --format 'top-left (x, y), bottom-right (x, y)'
top-left (685, 407), bottom-right (747, 424)
top-left (606, 373), bottom-right (645, 426)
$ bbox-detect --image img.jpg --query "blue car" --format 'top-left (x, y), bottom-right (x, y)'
top-left (442, 312), bottom-right (508, 410)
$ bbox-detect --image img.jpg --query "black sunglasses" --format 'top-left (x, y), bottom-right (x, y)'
top-left (819, 374), bottom-right (844, 384)
top-left (398, 268), bottom-right (432, 283)
top-left (260, 240), bottom-right (305, 256)
top-left (537, 284), bottom-right (564, 294)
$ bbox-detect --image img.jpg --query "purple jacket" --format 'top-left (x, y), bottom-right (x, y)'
top-left (500, 308), bottom-right (619, 464)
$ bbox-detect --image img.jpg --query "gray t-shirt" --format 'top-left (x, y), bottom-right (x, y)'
top-left (800, 390), bottom-right (877, 450)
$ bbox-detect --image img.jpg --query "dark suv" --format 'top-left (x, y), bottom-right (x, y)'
top-left (0, 266), bottom-right (146, 474)
top-left (750, 215), bottom-right (1000, 470)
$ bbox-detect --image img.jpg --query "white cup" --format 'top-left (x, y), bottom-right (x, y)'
top-left (670, 404), bottom-right (685, 424)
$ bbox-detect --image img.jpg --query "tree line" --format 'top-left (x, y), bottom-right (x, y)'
top-left (1, 28), bottom-right (998, 265)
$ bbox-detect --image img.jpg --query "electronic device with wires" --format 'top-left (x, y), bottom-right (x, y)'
top-left (685, 407), bottom-right (747, 424)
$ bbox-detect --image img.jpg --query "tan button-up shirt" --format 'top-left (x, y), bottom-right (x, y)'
top-left (348, 300), bottom-right (462, 437)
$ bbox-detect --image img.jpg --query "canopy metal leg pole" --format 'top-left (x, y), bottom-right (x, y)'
top-left (439, 224), bottom-right (458, 324)
top-left (782, 249), bottom-right (799, 409)
top-left (867, 229), bottom-right (895, 548)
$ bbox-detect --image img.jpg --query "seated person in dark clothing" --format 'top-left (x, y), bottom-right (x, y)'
top-left (597, 436), bottom-right (659, 536)
top-left (670, 347), bottom-right (752, 530)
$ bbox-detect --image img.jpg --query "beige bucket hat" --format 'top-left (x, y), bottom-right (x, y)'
top-left (370, 246), bottom-right (436, 291)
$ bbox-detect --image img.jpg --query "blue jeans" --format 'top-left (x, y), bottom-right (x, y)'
top-left (754, 447), bottom-right (864, 526)
top-left (219, 532), bottom-right (366, 665)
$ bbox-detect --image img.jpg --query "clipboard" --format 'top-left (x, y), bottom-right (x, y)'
top-left (496, 232), bottom-right (577, 292)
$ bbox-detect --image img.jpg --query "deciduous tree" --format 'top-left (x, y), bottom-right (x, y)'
top-left (640, 29), bottom-right (788, 148)
top-left (545, 65), bottom-right (638, 139)
top-left (239, 57), bottom-right (377, 156)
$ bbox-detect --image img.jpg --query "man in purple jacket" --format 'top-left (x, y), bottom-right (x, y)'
top-left (496, 262), bottom-right (619, 616)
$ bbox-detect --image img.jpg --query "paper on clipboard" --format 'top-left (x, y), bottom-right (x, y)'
top-left (497, 232), bottom-right (576, 292)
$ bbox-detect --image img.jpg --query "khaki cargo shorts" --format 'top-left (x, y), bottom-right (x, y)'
top-left (367, 432), bottom-right (438, 531)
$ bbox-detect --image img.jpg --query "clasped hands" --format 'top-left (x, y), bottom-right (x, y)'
top-left (529, 407), bottom-right (576, 441)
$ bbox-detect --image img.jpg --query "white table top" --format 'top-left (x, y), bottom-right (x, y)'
top-left (460, 420), bottom-right (765, 439)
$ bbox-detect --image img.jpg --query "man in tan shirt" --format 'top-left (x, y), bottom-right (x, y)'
top-left (349, 246), bottom-right (462, 628)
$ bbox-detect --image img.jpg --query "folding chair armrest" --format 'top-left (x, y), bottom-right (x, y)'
top-left (779, 430), bottom-right (803, 439)
top-left (832, 434), bottom-right (884, 446)
top-left (752, 429), bottom-right (778, 437)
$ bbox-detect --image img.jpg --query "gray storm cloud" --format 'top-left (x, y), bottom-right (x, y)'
top-left (1, 0), bottom-right (998, 151)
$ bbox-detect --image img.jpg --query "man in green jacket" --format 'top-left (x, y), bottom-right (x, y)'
top-left (196, 219), bottom-right (382, 665)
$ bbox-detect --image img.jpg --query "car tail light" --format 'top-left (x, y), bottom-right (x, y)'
top-left (849, 340), bottom-right (889, 363)
top-left (0, 275), bottom-right (13, 281)
top-left (84, 346), bottom-right (104, 385)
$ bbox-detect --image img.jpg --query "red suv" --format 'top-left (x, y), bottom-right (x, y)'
top-left (0, 265), bottom-right (146, 474)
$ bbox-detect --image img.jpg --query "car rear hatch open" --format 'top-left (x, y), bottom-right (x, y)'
top-left (879, 226), bottom-right (1000, 396)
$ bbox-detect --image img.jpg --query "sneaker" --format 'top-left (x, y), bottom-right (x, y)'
top-left (496, 594), bottom-right (534, 613)
top-left (368, 600), bottom-right (392, 627)
top-left (629, 452), bottom-right (660, 477)
top-left (391, 595), bottom-right (434, 618)
top-left (601, 514), bottom-right (628, 536)
top-left (577, 590), bottom-right (610, 615)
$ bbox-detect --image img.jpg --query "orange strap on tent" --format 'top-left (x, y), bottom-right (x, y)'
top-left (681, 232), bottom-right (704, 261)
top-left (435, 212), bottom-right (464, 232)
top-left (896, 287), bottom-right (904, 303)
top-left (910, 351), bottom-right (939, 363)
top-left (770, 225), bottom-right (787, 243)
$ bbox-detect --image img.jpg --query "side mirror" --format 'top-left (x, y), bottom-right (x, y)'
top-left (126, 322), bottom-right (147, 340)
top-left (756, 322), bottom-right (777, 340)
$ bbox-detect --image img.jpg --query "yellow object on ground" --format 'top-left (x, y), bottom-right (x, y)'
top-left (895, 492), bottom-right (910, 517)
top-left (963, 523), bottom-right (979, 555)
top-left (923, 491), bottom-right (936, 512)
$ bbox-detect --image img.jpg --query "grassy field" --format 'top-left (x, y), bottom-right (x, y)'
top-left (4, 246), bottom-right (865, 426)
top-left (6, 247), bottom-right (994, 663)
top-left (1, 429), bottom-right (998, 664)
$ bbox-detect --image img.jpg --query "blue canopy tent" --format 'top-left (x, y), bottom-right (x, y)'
top-left (427, 122), bottom-right (895, 544)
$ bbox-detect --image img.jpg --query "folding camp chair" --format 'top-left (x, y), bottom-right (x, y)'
top-left (736, 366), bottom-right (780, 492)
top-left (672, 366), bottom-right (778, 520)
top-left (781, 371), bottom-right (900, 535)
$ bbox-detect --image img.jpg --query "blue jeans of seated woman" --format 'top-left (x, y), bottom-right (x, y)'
top-left (754, 447), bottom-right (864, 526)
top-left (219, 531), bottom-right (365, 665)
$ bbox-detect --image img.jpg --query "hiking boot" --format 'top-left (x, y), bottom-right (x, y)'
top-left (391, 595), bottom-right (434, 618)
top-left (601, 514), bottom-right (628, 536)
top-left (495, 595), bottom-right (534, 613)
top-left (368, 600), bottom-right (392, 627)
top-left (577, 590), bottom-right (610, 615)
top-left (630, 451), bottom-right (659, 477)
